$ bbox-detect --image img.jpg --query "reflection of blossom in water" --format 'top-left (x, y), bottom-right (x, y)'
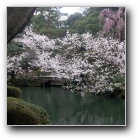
top-left (81, 92), bottom-right (85, 97)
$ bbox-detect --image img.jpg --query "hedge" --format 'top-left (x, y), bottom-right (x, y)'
top-left (7, 86), bottom-right (21, 98)
top-left (7, 97), bottom-right (50, 125)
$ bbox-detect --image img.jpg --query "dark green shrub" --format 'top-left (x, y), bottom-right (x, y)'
top-left (103, 87), bottom-right (125, 99)
top-left (7, 104), bottom-right (40, 125)
top-left (117, 90), bottom-right (125, 99)
top-left (9, 78), bottom-right (42, 87)
top-left (7, 86), bottom-right (21, 98)
top-left (7, 97), bottom-right (50, 125)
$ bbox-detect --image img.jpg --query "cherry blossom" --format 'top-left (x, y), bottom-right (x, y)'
top-left (99, 7), bottom-right (125, 41)
top-left (7, 28), bottom-right (125, 94)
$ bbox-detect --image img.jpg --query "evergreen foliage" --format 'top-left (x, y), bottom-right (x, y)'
top-left (7, 97), bottom-right (50, 125)
top-left (7, 86), bottom-right (22, 98)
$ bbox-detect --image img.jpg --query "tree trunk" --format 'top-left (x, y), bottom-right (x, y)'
top-left (7, 7), bottom-right (36, 43)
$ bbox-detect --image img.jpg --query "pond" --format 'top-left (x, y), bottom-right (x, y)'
top-left (20, 87), bottom-right (125, 125)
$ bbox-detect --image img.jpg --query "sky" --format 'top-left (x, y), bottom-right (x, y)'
top-left (60, 7), bottom-right (83, 15)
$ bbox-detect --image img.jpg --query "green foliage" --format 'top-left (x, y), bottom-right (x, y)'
top-left (117, 90), bottom-right (125, 99)
top-left (7, 97), bottom-right (50, 125)
top-left (67, 8), bottom-right (102, 34)
top-left (30, 7), bottom-right (119, 37)
top-left (66, 7), bottom-right (118, 35)
top-left (44, 28), bottom-right (67, 38)
top-left (7, 41), bottom-right (24, 57)
top-left (66, 12), bottom-right (83, 28)
top-left (75, 21), bottom-right (85, 34)
top-left (103, 87), bottom-right (125, 99)
top-left (87, 57), bottom-right (96, 63)
top-left (31, 7), bottom-right (61, 36)
top-left (31, 14), bottom-right (46, 33)
top-left (20, 57), bottom-right (30, 70)
top-left (7, 86), bottom-right (21, 98)
top-left (8, 74), bottom-right (42, 87)
top-left (113, 74), bottom-right (125, 83)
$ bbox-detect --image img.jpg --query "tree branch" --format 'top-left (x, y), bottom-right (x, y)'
top-left (7, 7), bottom-right (36, 43)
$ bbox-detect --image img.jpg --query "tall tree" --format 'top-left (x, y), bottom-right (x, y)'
top-left (66, 12), bottom-right (83, 28)
top-left (31, 7), bottom-right (61, 34)
top-left (66, 8), bottom-right (102, 34)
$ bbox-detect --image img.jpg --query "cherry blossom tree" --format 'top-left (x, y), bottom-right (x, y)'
top-left (7, 27), bottom-right (125, 95)
top-left (99, 7), bottom-right (125, 41)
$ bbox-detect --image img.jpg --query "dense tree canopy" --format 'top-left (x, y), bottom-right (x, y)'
top-left (7, 27), bottom-right (125, 95)
top-left (7, 7), bottom-right (124, 42)
top-left (30, 7), bottom-right (68, 38)
top-left (7, 7), bottom-right (125, 96)
top-left (31, 7), bottom-right (61, 32)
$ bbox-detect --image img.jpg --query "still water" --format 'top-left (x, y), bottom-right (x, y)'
top-left (20, 87), bottom-right (125, 125)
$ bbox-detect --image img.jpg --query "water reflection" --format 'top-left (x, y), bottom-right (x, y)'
top-left (21, 87), bottom-right (125, 125)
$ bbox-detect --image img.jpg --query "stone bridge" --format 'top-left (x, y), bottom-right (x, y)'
top-left (8, 74), bottom-right (69, 87)
top-left (30, 76), bottom-right (68, 87)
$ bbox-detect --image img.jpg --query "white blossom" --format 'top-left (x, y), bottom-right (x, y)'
top-left (7, 27), bottom-right (125, 94)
